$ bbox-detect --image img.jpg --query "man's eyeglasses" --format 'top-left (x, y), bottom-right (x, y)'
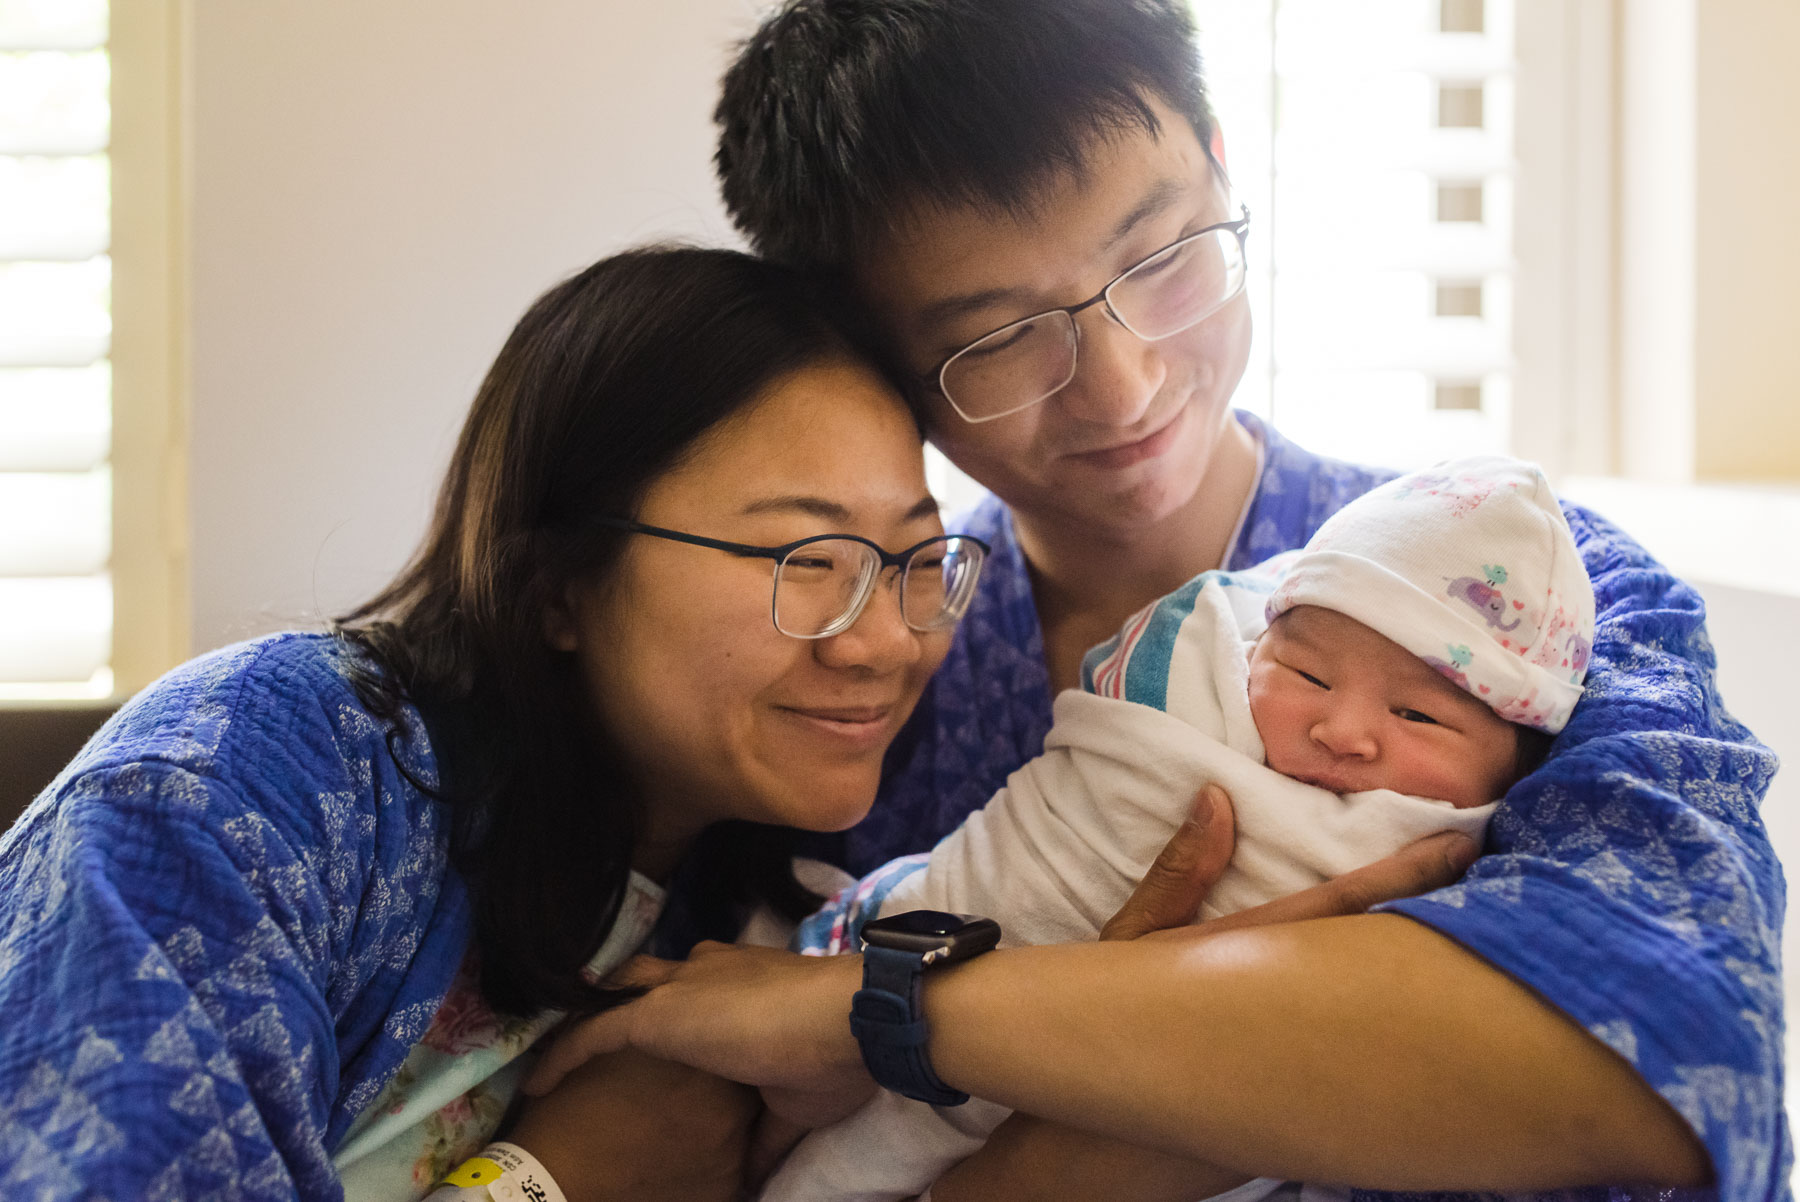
top-left (929, 205), bottom-right (1251, 424)
top-left (599, 519), bottom-right (990, 639)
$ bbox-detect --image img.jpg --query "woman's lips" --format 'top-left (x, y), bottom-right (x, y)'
top-left (1067, 407), bottom-right (1185, 470)
top-left (778, 704), bottom-right (897, 747)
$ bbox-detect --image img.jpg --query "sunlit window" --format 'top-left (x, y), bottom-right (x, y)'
top-left (927, 0), bottom-right (1518, 513)
top-left (1193, 0), bottom-right (1516, 467)
top-left (0, 0), bottom-right (112, 698)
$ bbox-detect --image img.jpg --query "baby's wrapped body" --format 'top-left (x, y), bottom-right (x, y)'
top-left (760, 567), bottom-right (1497, 1202)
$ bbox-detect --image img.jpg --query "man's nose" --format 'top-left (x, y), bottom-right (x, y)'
top-left (1053, 309), bottom-right (1164, 428)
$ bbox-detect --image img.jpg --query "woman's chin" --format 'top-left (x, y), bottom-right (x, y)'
top-left (765, 769), bottom-right (881, 833)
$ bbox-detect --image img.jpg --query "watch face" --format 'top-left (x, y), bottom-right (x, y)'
top-left (861, 910), bottom-right (1002, 960)
top-left (871, 910), bottom-right (966, 938)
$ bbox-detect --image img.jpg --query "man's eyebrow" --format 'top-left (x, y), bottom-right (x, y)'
top-left (913, 175), bottom-right (1192, 336)
top-left (916, 286), bottom-right (1031, 334)
top-left (1100, 176), bottom-right (1187, 254)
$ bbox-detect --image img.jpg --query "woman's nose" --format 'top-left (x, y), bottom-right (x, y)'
top-left (1053, 310), bottom-right (1164, 428)
top-left (813, 573), bottom-right (923, 672)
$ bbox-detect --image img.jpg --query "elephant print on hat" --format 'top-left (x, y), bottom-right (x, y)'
top-left (1447, 564), bottom-right (1522, 632)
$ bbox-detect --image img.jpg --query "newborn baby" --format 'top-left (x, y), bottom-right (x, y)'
top-left (763, 455), bottom-right (1598, 1202)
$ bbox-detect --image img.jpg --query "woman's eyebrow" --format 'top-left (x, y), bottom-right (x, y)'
top-left (742, 496), bottom-right (853, 523)
top-left (738, 496), bottom-right (941, 523)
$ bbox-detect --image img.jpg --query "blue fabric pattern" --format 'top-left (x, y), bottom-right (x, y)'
top-left (847, 411), bottom-right (1788, 1202)
top-left (0, 634), bottom-right (472, 1201)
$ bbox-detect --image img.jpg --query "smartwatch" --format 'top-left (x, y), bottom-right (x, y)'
top-left (849, 909), bottom-right (1001, 1106)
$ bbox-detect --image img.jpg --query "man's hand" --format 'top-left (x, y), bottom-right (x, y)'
top-left (506, 1047), bottom-right (757, 1202)
top-left (1099, 784), bottom-right (1237, 941)
top-left (924, 784), bottom-right (1483, 1202)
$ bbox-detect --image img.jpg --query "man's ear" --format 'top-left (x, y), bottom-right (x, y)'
top-left (542, 584), bottom-right (585, 652)
top-left (1210, 122), bottom-right (1228, 173)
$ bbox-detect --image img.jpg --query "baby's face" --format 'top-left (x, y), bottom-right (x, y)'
top-left (1247, 605), bottom-right (1521, 809)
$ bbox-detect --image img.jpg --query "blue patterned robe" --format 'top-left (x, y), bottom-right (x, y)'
top-left (0, 413), bottom-right (1786, 1200)
top-left (0, 634), bottom-right (470, 1200)
top-left (836, 412), bottom-right (1789, 1202)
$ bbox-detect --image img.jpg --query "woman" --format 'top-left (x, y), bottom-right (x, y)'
top-left (0, 246), bottom-right (987, 1200)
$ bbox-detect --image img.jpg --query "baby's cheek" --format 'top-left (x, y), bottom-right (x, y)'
top-left (1245, 676), bottom-right (1294, 766)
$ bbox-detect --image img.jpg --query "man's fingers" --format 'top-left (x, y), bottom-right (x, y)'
top-left (1100, 784), bottom-right (1238, 942)
top-left (522, 1010), bottom-right (635, 1096)
top-left (1196, 829), bottom-right (1478, 938)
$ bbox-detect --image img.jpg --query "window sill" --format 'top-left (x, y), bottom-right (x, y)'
top-left (1559, 475), bottom-right (1800, 600)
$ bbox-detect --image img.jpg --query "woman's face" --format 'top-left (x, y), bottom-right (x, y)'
top-left (554, 357), bottom-right (953, 865)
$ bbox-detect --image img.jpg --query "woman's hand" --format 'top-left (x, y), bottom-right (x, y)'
top-left (505, 1046), bottom-right (757, 1202)
top-left (523, 943), bottom-right (874, 1124)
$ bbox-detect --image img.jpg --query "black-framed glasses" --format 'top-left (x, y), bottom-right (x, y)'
top-left (929, 205), bottom-right (1251, 424)
top-left (599, 519), bottom-right (990, 639)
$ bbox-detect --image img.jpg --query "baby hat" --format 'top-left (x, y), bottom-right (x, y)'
top-left (1264, 455), bottom-right (1596, 733)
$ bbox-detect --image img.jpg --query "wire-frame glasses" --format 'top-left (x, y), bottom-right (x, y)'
top-left (931, 205), bottom-right (1251, 423)
top-left (598, 519), bottom-right (990, 639)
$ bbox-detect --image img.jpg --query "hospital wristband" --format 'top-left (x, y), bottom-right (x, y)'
top-left (425, 1141), bottom-right (568, 1202)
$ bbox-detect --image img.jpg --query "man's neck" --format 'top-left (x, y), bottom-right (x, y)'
top-left (1018, 416), bottom-right (1260, 693)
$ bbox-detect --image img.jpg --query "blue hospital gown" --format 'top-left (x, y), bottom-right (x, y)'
top-left (830, 411), bottom-right (1789, 1202)
top-left (0, 634), bottom-right (474, 1200)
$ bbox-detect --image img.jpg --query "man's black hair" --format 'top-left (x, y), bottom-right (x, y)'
top-left (716, 0), bottom-right (1214, 275)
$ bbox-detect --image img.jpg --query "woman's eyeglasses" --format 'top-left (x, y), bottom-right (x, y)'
top-left (598, 519), bottom-right (990, 639)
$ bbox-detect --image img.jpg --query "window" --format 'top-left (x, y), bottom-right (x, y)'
top-left (0, 0), bottom-right (113, 698)
top-left (928, 0), bottom-right (1529, 514)
top-left (1194, 0), bottom-right (1519, 470)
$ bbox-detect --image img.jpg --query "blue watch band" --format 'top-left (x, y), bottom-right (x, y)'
top-left (849, 944), bottom-right (969, 1106)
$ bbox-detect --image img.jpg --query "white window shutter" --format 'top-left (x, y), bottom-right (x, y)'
top-left (1196, 0), bottom-right (1518, 470)
top-left (0, 0), bottom-right (113, 695)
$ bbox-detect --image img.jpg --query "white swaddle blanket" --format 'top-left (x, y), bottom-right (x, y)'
top-left (759, 573), bottom-right (1497, 1202)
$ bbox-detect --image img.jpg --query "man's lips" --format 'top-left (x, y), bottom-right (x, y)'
top-left (1066, 408), bottom-right (1185, 470)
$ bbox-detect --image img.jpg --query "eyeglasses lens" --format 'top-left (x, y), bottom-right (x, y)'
top-left (774, 539), bottom-right (877, 638)
top-left (773, 537), bottom-right (986, 638)
top-left (1111, 228), bottom-right (1245, 340)
top-left (900, 537), bottom-right (983, 630)
top-left (940, 226), bottom-right (1245, 421)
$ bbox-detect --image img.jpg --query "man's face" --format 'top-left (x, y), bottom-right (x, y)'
top-left (854, 96), bottom-right (1252, 541)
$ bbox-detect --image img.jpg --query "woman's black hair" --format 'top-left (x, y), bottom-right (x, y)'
top-left (336, 245), bottom-right (898, 1017)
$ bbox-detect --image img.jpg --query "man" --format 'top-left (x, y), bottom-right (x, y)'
top-left (588, 1), bottom-right (1779, 1196)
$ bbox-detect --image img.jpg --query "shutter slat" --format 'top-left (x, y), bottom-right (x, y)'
top-left (0, 20), bottom-right (112, 689)
top-left (0, 365), bottom-right (110, 470)
top-left (0, 468), bottom-right (111, 576)
top-left (0, 575), bottom-right (111, 683)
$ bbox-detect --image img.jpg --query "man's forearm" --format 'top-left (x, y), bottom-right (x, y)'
top-left (923, 913), bottom-right (1708, 1191)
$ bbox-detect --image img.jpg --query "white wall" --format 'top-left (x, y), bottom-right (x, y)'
top-left (188, 0), bottom-right (756, 650)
